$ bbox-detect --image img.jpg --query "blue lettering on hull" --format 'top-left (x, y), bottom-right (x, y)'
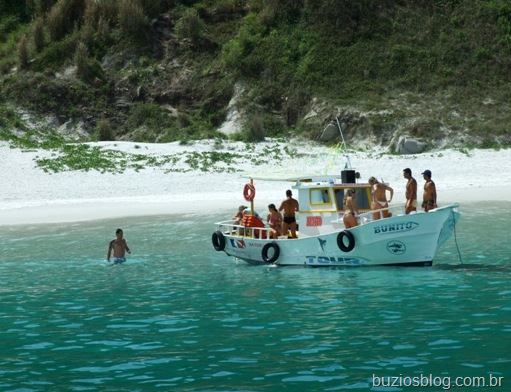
top-left (306, 256), bottom-right (361, 266)
top-left (374, 221), bottom-right (419, 234)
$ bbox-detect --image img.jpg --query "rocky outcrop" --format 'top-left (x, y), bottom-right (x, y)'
top-left (396, 136), bottom-right (423, 154)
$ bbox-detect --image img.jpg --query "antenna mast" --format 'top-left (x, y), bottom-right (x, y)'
top-left (335, 117), bottom-right (352, 169)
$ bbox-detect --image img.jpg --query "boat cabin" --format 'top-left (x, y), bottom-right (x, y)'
top-left (290, 169), bottom-right (373, 236)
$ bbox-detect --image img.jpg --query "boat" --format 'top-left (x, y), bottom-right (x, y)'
top-left (211, 119), bottom-right (461, 267)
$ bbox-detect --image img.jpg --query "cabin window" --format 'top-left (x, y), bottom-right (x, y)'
top-left (310, 188), bottom-right (330, 205)
top-left (334, 189), bottom-right (345, 210)
top-left (355, 190), bottom-right (371, 209)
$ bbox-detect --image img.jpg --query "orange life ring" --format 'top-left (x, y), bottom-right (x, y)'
top-left (243, 183), bottom-right (256, 202)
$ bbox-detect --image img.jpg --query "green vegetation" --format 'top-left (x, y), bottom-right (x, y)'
top-left (33, 140), bottom-right (290, 174)
top-left (1, 121), bottom-right (292, 173)
top-left (1, 0), bottom-right (510, 154)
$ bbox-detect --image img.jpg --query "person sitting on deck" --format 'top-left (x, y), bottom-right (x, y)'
top-left (267, 203), bottom-right (283, 239)
top-left (232, 205), bottom-right (247, 225)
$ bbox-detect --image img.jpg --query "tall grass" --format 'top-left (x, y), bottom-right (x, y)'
top-left (75, 41), bottom-right (89, 78)
top-left (17, 35), bottom-right (29, 70)
top-left (32, 16), bottom-right (45, 52)
top-left (74, 41), bottom-right (104, 82)
top-left (29, 0), bottom-right (58, 17)
top-left (97, 16), bottom-right (110, 41)
top-left (47, 0), bottom-right (84, 42)
top-left (118, 0), bottom-right (147, 39)
top-left (83, 0), bottom-right (118, 31)
top-left (83, 0), bottom-right (113, 42)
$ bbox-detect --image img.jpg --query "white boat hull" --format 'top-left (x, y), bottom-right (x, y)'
top-left (214, 205), bottom-right (460, 267)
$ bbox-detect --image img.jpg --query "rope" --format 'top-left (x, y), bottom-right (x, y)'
top-left (452, 209), bottom-right (463, 264)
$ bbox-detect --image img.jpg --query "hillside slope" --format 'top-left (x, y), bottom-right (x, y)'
top-left (1, 0), bottom-right (511, 151)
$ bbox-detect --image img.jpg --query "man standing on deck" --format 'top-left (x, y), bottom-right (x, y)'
top-left (403, 168), bottom-right (417, 214)
top-left (421, 170), bottom-right (437, 212)
top-left (279, 189), bottom-right (299, 238)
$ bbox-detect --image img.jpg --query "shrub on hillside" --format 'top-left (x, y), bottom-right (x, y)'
top-left (75, 41), bottom-right (104, 82)
top-left (138, 0), bottom-right (173, 17)
top-left (47, 0), bottom-right (85, 42)
top-left (46, 4), bottom-right (59, 40)
top-left (118, 0), bottom-right (147, 39)
top-left (175, 8), bottom-right (204, 44)
top-left (80, 21), bottom-right (94, 48)
top-left (32, 0), bottom-right (58, 17)
top-left (0, 15), bottom-right (21, 41)
top-left (31, 35), bottom-right (77, 71)
top-left (95, 118), bottom-right (114, 141)
top-left (83, 0), bottom-right (118, 30)
top-left (32, 16), bottom-right (45, 52)
top-left (75, 41), bottom-right (89, 77)
top-left (246, 113), bottom-right (266, 142)
top-left (127, 102), bottom-right (172, 129)
top-left (97, 16), bottom-right (110, 41)
top-left (18, 35), bottom-right (29, 70)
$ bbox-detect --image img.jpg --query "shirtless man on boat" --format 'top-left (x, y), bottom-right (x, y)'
top-left (421, 170), bottom-right (437, 212)
top-left (403, 168), bottom-right (417, 214)
top-left (279, 189), bottom-right (299, 238)
top-left (368, 176), bottom-right (393, 220)
top-left (107, 228), bottom-right (131, 264)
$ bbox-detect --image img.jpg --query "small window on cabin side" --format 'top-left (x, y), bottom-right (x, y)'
top-left (310, 188), bottom-right (330, 205)
top-left (334, 189), bottom-right (345, 210)
top-left (355, 189), bottom-right (371, 209)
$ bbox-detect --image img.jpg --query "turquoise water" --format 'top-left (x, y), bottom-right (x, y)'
top-left (0, 203), bottom-right (510, 391)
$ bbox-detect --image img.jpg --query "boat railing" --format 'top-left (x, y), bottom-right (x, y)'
top-left (214, 220), bottom-right (273, 240)
top-left (356, 204), bottom-right (408, 224)
top-left (355, 203), bottom-right (460, 224)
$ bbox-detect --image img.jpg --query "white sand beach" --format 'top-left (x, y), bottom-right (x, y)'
top-left (1, 140), bottom-right (510, 226)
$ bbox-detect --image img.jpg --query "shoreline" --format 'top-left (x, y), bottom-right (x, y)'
top-left (2, 141), bottom-right (511, 226)
top-left (1, 184), bottom-right (507, 227)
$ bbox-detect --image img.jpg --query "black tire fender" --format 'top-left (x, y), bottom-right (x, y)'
top-left (212, 231), bottom-right (226, 251)
top-left (337, 230), bottom-right (355, 252)
top-left (262, 242), bottom-right (280, 263)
